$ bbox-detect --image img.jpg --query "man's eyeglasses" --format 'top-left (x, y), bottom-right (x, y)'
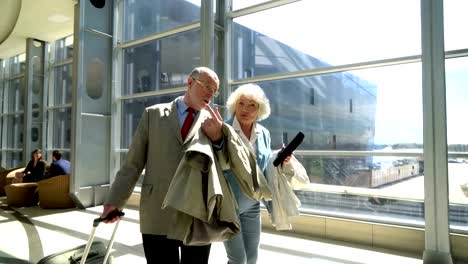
top-left (192, 77), bottom-right (219, 97)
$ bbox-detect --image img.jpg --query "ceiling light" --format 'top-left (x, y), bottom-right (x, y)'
top-left (48, 14), bottom-right (71, 23)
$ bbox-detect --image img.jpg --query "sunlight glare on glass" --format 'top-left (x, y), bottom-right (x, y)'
top-left (233, 0), bottom-right (270, 10)
top-left (234, 0), bottom-right (420, 66)
top-left (444, 0), bottom-right (468, 51)
top-left (185, 0), bottom-right (201, 7)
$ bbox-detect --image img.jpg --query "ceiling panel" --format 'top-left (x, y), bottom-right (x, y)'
top-left (0, 0), bottom-right (75, 59)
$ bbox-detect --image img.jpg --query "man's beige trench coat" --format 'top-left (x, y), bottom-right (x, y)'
top-left (162, 125), bottom-right (271, 245)
top-left (105, 99), bottom-right (270, 238)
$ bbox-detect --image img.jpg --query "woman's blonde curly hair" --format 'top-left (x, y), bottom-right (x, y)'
top-left (226, 83), bottom-right (271, 121)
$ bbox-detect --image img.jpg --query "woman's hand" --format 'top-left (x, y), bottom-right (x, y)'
top-left (15, 172), bottom-right (25, 179)
top-left (280, 145), bottom-right (293, 164)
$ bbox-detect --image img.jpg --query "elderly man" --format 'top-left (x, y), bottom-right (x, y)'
top-left (101, 67), bottom-right (224, 264)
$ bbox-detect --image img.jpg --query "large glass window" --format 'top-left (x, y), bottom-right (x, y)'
top-left (7, 78), bottom-right (24, 113)
top-left (5, 151), bottom-right (23, 168)
top-left (51, 108), bottom-right (72, 150)
top-left (1, 54), bottom-right (26, 167)
top-left (9, 54), bottom-right (26, 77)
top-left (47, 36), bottom-right (73, 160)
top-left (446, 57), bottom-right (468, 232)
top-left (229, 1), bottom-right (428, 228)
top-left (231, 0), bottom-right (420, 79)
top-left (123, 0), bottom-right (201, 42)
top-left (6, 115), bottom-right (24, 149)
top-left (55, 35), bottom-right (74, 62)
top-left (244, 64), bottom-right (423, 151)
top-left (232, 63), bottom-right (423, 225)
top-left (443, 0), bottom-right (468, 234)
top-left (117, 0), bottom-right (210, 189)
top-left (122, 30), bottom-right (201, 96)
top-left (233, 0), bottom-right (270, 10)
top-left (53, 64), bottom-right (72, 105)
top-left (443, 0), bottom-right (468, 51)
top-left (111, 0), bottom-right (468, 239)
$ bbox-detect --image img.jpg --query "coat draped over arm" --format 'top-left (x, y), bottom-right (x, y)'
top-left (264, 150), bottom-right (310, 230)
top-left (162, 124), bottom-right (270, 245)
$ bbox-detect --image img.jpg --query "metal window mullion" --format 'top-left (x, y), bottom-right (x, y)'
top-left (445, 48), bottom-right (468, 59)
top-left (111, 0), bottom-right (123, 182)
top-left (231, 55), bottom-right (421, 86)
top-left (200, 0), bottom-right (215, 68)
top-left (117, 22), bottom-right (201, 49)
top-left (7, 73), bottom-right (25, 81)
top-left (421, 0), bottom-right (453, 262)
top-left (117, 86), bottom-right (187, 101)
top-left (46, 40), bottom-right (57, 157)
top-left (223, 0), bottom-right (233, 120)
top-left (294, 150), bottom-right (468, 159)
top-left (47, 103), bottom-right (72, 110)
top-left (227, 0), bottom-right (301, 19)
top-left (45, 147), bottom-right (71, 155)
top-left (24, 39), bottom-right (33, 162)
top-left (294, 150), bottom-right (422, 158)
top-left (70, 1), bottom-right (82, 194)
top-left (3, 148), bottom-right (22, 152)
top-left (43, 42), bottom-right (50, 159)
top-left (84, 28), bottom-right (113, 39)
top-left (2, 111), bottom-right (25, 115)
top-left (2, 59), bottom-right (13, 167)
top-left (53, 58), bottom-right (73, 68)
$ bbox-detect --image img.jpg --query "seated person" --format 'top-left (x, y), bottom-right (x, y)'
top-left (15, 149), bottom-right (47, 182)
top-left (47, 150), bottom-right (71, 178)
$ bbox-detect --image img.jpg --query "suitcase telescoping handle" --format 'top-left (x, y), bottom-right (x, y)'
top-left (81, 210), bottom-right (125, 264)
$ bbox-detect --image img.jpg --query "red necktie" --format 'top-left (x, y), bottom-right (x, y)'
top-left (181, 107), bottom-right (195, 140)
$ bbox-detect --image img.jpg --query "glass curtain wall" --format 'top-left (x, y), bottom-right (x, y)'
top-left (444, 0), bottom-right (468, 233)
top-left (112, 0), bottom-right (468, 234)
top-left (114, 0), bottom-right (203, 189)
top-left (227, 0), bottom-right (468, 232)
top-left (229, 0), bottom-right (425, 227)
top-left (46, 36), bottom-right (74, 161)
top-left (0, 54), bottom-right (26, 168)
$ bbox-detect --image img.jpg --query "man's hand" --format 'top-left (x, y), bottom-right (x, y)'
top-left (101, 204), bottom-right (122, 223)
top-left (201, 104), bottom-right (223, 142)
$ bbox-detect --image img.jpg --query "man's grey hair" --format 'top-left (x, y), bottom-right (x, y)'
top-left (226, 83), bottom-right (271, 121)
top-left (189, 67), bottom-right (219, 84)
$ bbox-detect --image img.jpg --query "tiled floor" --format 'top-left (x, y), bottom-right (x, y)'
top-left (0, 197), bottom-right (422, 264)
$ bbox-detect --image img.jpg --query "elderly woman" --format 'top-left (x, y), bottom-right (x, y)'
top-left (15, 149), bottom-right (46, 182)
top-left (223, 83), bottom-right (289, 264)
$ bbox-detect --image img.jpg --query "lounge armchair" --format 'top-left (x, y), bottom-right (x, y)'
top-left (0, 167), bottom-right (22, 196)
top-left (37, 175), bottom-right (75, 209)
top-left (5, 182), bottom-right (39, 207)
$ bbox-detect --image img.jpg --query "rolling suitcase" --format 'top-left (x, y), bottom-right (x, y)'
top-left (37, 210), bottom-right (125, 264)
